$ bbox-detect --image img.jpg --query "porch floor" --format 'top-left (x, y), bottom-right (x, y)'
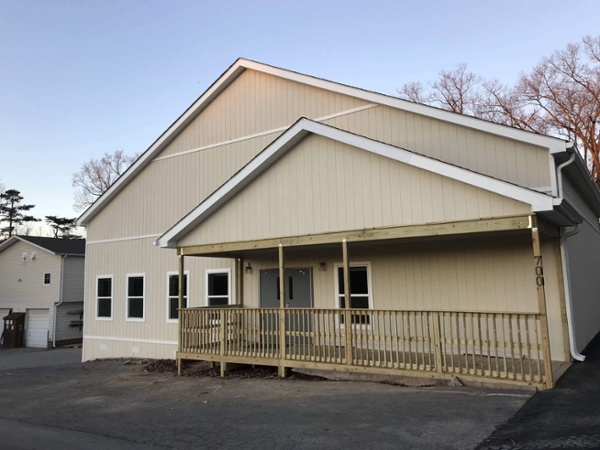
top-left (178, 342), bottom-right (570, 389)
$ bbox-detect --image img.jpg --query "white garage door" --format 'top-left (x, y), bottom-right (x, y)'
top-left (26, 309), bottom-right (49, 348)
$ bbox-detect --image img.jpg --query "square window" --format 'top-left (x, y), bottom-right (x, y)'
top-left (128, 297), bottom-right (144, 318)
top-left (206, 270), bottom-right (230, 306)
top-left (98, 297), bottom-right (112, 317)
top-left (128, 276), bottom-right (144, 297)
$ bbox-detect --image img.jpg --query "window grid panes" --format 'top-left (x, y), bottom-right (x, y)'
top-left (207, 272), bottom-right (229, 306)
top-left (168, 274), bottom-right (188, 320)
top-left (97, 277), bottom-right (112, 318)
top-left (127, 275), bottom-right (144, 319)
top-left (337, 266), bottom-right (370, 325)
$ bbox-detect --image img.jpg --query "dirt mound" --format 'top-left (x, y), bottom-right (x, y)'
top-left (143, 359), bottom-right (325, 381)
top-left (145, 359), bottom-right (177, 373)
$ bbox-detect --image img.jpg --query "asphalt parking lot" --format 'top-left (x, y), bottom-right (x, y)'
top-left (0, 347), bottom-right (531, 450)
top-left (476, 334), bottom-right (600, 450)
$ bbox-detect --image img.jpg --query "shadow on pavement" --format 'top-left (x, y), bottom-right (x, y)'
top-left (476, 332), bottom-right (600, 450)
top-left (0, 346), bottom-right (82, 371)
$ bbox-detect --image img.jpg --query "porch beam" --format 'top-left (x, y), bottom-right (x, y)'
top-left (179, 215), bottom-right (532, 256)
top-left (531, 215), bottom-right (554, 389)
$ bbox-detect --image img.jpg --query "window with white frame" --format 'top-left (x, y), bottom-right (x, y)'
top-left (96, 276), bottom-right (113, 319)
top-left (206, 269), bottom-right (230, 306)
top-left (44, 273), bottom-right (51, 284)
top-left (126, 274), bottom-right (145, 320)
top-left (167, 272), bottom-right (188, 321)
top-left (336, 264), bottom-right (371, 325)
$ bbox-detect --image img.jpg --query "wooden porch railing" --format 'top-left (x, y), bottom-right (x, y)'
top-left (179, 307), bottom-right (550, 386)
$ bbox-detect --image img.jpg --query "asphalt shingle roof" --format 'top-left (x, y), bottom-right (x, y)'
top-left (17, 236), bottom-right (86, 255)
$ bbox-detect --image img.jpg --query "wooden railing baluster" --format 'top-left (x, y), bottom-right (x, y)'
top-left (176, 307), bottom-right (551, 388)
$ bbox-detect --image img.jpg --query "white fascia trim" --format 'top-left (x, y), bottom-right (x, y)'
top-left (312, 122), bottom-right (555, 211)
top-left (83, 335), bottom-right (178, 346)
top-left (155, 119), bottom-right (311, 247)
top-left (156, 118), bottom-right (554, 248)
top-left (78, 57), bottom-right (567, 228)
top-left (239, 59), bottom-right (567, 152)
top-left (77, 62), bottom-right (248, 227)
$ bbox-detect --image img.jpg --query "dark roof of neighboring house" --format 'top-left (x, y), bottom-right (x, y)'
top-left (14, 236), bottom-right (86, 255)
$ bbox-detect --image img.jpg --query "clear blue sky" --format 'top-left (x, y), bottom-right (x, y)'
top-left (1, 0), bottom-right (599, 234)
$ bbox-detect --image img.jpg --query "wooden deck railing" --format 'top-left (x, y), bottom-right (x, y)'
top-left (179, 307), bottom-right (550, 385)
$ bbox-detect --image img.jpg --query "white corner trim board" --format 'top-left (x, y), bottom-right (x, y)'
top-left (152, 104), bottom-right (378, 163)
top-left (84, 335), bottom-right (178, 346)
top-left (86, 234), bottom-right (163, 245)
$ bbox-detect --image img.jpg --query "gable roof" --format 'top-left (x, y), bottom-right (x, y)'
top-left (77, 58), bottom-right (569, 227)
top-left (0, 236), bottom-right (86, 256)
top-left (156, 118), bottom-right (556, 249)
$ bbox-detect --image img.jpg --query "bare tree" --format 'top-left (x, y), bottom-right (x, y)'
top-left (398, 64), bottom-right (480, 114)
top-left (517, 36), bottom-right (600, 182)
top-left (398, 81), bottom-right (429, 104)
top-left (72, 150), bottom-right (138, 211)
top-left (397, 35), bottom-right (600, 185)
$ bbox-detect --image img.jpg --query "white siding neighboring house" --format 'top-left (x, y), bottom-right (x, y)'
top-left (0, 236), bottom-right (85, 348)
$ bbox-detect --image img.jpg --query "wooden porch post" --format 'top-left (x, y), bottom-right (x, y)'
top-left (342, 239), bottom-right (352, 365)
top-left (530, 215), bottom-right (554, 389)
top-left (278, 244), bottom-right (287, 377)
top-left (177, 252), bottom-right (184, 375)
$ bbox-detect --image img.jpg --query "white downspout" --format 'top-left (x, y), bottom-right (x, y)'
top-left (53, 255), bottom-right (67, 348)
top-left (556, 152), bottom-right (575, 198)
top-left (556, 149), bottom-right (585, 361)
top-left (560, 226), bottom-right (584, 361)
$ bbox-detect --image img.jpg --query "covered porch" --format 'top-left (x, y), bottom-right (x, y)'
top-left (174, 215), bottom-right (566, 390)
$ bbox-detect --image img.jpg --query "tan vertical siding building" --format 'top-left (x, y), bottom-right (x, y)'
top-left (77, 59), bottom-right (600, 389)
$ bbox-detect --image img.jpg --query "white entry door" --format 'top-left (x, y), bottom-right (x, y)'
top-left (26, 309), bottom-right (49, 348)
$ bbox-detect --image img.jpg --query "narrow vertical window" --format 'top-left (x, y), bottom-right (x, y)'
top-left (206, 270), bottom-right (230, 306)
top-left (96, 276), bottom-right (113, 319)
top-left (126, 275), bottom-right (145, 320)
top-left (44, 273), bottom-right (51, 284)
top-left (336, 265), bottom-right (371, 324)
top-left (168, 273), bottom-right (188, 321)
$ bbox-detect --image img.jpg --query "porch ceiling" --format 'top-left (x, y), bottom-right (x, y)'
top-left (178, 214), bottom-right (533, 257)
